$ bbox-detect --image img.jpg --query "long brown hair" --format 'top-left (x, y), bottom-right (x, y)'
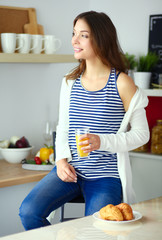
top-left (66, 11), bottom-right (127, 80)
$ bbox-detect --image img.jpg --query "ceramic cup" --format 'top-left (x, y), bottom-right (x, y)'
top-left (16, 34), bottom-right (36, 54)
top-left (43, 35), bottom-right (61, 54)
top-left (30, 34), bottom-right (45, 54)
top-left (1, 33), bottom-right (23, 53)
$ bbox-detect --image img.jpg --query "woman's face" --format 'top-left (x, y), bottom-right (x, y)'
top-left (71, 19), bottom-right (96, 61)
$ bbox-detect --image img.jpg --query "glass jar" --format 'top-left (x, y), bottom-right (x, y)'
top-left (151, 120), bottom-right (162, 154)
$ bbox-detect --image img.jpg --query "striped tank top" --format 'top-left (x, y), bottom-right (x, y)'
top-left (68, 68), bottom-right (125, 179)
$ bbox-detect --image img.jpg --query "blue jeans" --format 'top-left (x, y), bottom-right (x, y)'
top-left (19, 166), bottom-right (122, 230)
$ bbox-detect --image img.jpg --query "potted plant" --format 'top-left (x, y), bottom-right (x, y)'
top-left (124, 52), bottom-right (137, 79)
top-left (134, 52), bottom-right (159, 89)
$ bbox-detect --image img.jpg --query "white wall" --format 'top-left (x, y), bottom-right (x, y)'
top-left (90, 0), bottom-right (162, 55)
top-left (0, 0), bottom-right (161, 154)
top-left (0, 0), bottom-right (89, 153)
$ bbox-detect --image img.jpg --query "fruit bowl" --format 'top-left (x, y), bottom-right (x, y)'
top-left (0, 147), bottom-right (34, 164)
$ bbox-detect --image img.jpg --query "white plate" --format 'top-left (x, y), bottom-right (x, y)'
top-left (22, 163), bottom-right (54, 171)
top-left (93, 211), bottom-right (142, 224)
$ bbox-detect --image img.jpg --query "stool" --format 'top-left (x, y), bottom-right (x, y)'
top-left (60, 195), bottom-right (85, 222)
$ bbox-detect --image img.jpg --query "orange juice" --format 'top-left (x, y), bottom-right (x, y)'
top-left (76, 135), bottom-right (89, 157)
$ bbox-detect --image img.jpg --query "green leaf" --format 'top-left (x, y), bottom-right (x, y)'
top-left (42, 162), bottom-right (47, 165)
top-left (125, 52), bottom-right (137, 70)
top-left (44, 144), bottom-right (53, 149)
top-left (26, 159), bottom-right (36, 164)
top-left (137, 52), bottom-right (159, 72)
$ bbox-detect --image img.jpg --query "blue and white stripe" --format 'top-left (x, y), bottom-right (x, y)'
top-left (68, 68), bottom-right (125, 179)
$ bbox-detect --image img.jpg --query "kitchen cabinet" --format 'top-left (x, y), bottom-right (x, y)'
top-left (131, 89), bottom-right (162, 202)
top-left (129, 152), bottom-right (162, 202)
top-left (0, 160), bottom-right (51, 237)
top-left (0, 53), bottom-right (77, 63)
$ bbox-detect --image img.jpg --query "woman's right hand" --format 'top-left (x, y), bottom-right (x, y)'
top-left (56, 158), bottom-right (77, 183)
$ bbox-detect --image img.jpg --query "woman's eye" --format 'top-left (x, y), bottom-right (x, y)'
top-left (82, 34), bottom-right (89, 38)
top-left (72, 32), bottom-right (89, 39)
top-left (72, 32), bottom-right (76, 37)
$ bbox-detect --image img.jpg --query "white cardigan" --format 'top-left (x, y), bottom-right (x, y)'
top-left (56, 77), bottom-right (150, 204)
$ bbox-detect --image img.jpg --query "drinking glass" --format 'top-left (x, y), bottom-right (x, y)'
top-left (75, 128), bottom-right (89, 159)
top-left (43, 121), bottom-right (54, 146)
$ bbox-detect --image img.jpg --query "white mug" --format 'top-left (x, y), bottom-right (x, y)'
top-left (1, 33), bottom-right (23, 53)
top-left (30, 34), bottom-right (45, 54)
top-left (16, 34), bottom-right (35, 54)
top-left (44, 35), bottom-right (61, 54)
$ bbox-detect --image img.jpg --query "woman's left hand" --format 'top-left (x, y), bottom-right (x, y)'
top-left (78, 133), bottom-right (100, 153)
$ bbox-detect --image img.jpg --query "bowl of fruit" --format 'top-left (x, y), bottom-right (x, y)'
top-left (0, 136), bottom-right (34, 164)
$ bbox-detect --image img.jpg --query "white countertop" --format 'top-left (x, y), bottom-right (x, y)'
top-left (129, 151), bottom-right (162, 160)
top-left (1, 197), bottom-right (162, 240)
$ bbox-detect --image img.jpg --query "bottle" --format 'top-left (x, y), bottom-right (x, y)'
top-left (151, 120), bottom-right (162, 154)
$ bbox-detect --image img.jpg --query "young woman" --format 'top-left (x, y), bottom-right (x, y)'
top-left (19, 11), bottom-right (149, 230)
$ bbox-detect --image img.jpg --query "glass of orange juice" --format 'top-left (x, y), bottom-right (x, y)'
top-left (75, 128), bottom-right (89, 159)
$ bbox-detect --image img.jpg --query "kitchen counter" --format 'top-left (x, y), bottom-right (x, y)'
top-left (0, 160), bottom-right (52, 237)
top-left (0, 196), bottom-right (162, 240)
top-left (0, 160), bottom-right (50, 188)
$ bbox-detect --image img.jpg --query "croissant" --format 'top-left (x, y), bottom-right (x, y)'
top-left (99, 203), bottom-right (133, 221)
top-left (99, 204), bottom-right (124, 221)
top-left (116, 203), bottom-right (133, 221)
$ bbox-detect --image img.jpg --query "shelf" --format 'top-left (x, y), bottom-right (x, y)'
top-left (129, 151), bottom-right (162, 160)
top-left (145, 89), bottom-right (162, 97)
top-left (0, 53), bottom-right (77, 63)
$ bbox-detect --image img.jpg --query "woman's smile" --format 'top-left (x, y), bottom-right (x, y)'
top-left (74, 47), bottom-right (83, 53)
